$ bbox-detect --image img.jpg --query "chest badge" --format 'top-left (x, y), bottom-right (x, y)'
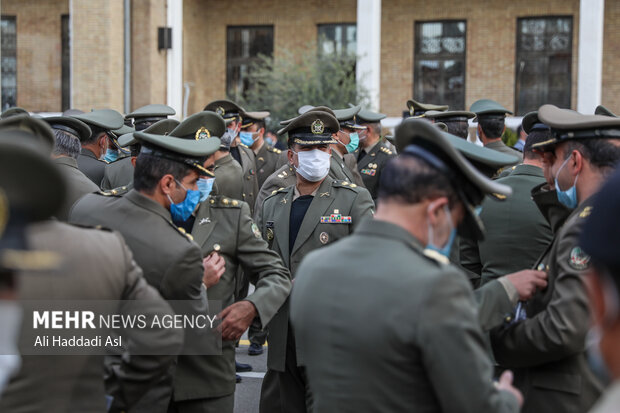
top-left (360, 169), bottom-right (376, 176)
top-left (320, 209), bottom-right (352, 224)
top-left (199, 217), bottom-right (211, 225)
top-left (319, 232), bottom-right (329, 244)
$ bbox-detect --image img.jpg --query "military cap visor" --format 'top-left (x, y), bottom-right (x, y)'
top-left (0, 115), bottom-right (56, 153)
top-left (470, 99), bottom-right (513, 116)
top-left (203, 99), bottom-right (247, 120)
top-left (170, 111), bottom-right (226, 140)
top-left (118, 119), bottom-right (180, 147)
top-left (333, 106), bottom-right (367, 130)
top-left (134, 132), bottom-right (221, 176)
top-left (241, 111), bottom-right (270, 128)
top-left (424, 110), bottom-right (475, 122)
top-left (125, 104), bottom-right (176, 119)
top-left (1, 107), bottom-right (29, 119)
top-left (43, 116), bottom-right (92, 142)
top-left (395, 118), bottom-right (512, 240)
top-left (532, 104), bottom-right (620, 150)
top-left (70, 109), bottom-right (124, 132)
top-left (355, 108), bottom-right (387, 123)
top-left (406, 99), bottom-right (449, 116)
top-left (521, 111), bottom-right (550, 135)
top-left (277, 111), bottom-right (339, 145)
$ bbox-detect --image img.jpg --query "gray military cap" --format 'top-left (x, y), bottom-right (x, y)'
top-left (0, 107), bottom-right (29, 119)
top-left (0, 115), bottom-right (56, 154)
top-left (278, 111), bottom-right (339, 146)
top-left (470, 99), bottom-right (513, 117)
top-left (118, 119), bottom-right (179, 147)
top-left (70, 109), bottom-right (125, 138)
top-left (521, 111), bottom-right (550, 134)
top-left (204, 99), bottom-right (247, 120)
top-left (395, 118), bottom-right (512, 240)
top-left (594, 105), bottom-right (617, 117)
top-left (43, 116), bottom-right (92, 142)
top-left (406, 99), bottom-right (449, 117)
top-left (125, 104), bottom-right (176, 130)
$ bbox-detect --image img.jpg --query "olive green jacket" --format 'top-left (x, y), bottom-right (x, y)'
top-left (69, 189), bottom-right (209, 406)
top-left (101, 156), bottom-right (134, 190)
top-left (330, 150), bottom-right (365, 187)
top-left (0, 220), bottom-right (182, 413)
top-left (355, 140), bottom-right (395, 200)
top-left (254, 143), bottom-right (283, 189)
top-left (484, 140), bottom-right (523, 163)
top-left (187, 196), bottom-right (291, 398)
top-left (53, 156), bottom-right (99, 221)
top-left (213, 153), bottom-right (244, 201)
top-left (290, 219), bottom-right (520, 413)
top-left (491, 197), bottom-right (604, 413)
top-left (238, 144), bottom-right (259, 214)
top-left (256, 178), bottom-right (375, 371)
top-left (77, 148), bottom-right (107, 186)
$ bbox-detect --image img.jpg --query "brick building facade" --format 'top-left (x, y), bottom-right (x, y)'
top-left (1, 0), bottom-right (617, 119)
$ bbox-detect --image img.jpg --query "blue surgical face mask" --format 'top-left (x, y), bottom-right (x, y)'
top-left (167, 180), bottom-right (201, 223)
top-left (227, 127), bottom-right (238, 140)
top-left (265, 137), bottom-right (274, 147)
top-left (104, 149), bottom-right (119, 163)
top-left (346, 132), bottom-right (359, 153)
top-left (554, 155), bottom-right (579, 209)
top-left (239, 131), bottom-right (257, 147)
top-left (197, 177), bottom-right (215, 202)
top-left (426, 204), bottom-right (457, 258)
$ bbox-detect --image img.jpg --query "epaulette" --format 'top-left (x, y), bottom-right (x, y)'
top-left (422, 248), bottom-right (450, 266)
top-left (267, 146), bottom-right (282, 154)
top-left (174, 225), bottom-right (194, 241)
top-left (239, 143), bottom-right (250, 149)
top-left (579, 206), bottom-right (593, 219)
top-left (379, 146), bottom-right (393, 155)
top-left (98, 186), bottom-right (128, 197)
top-left (207, 195), bottom-right (242, 208)
top-left (276, 169), bottom-right (290, 179)
top-left (266, 187), bottom-right (287, 199)
top-left (332, 180), bottom-right (361, 190)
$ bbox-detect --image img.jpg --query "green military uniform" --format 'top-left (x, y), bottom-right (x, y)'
top-left (237, 144), bottom-right (259, 213)
top-left (70, 109), bottom-right (125, 186)
top-left (460, 164), bottom-right (552, 285)
top-left (213, 153), bottom-right (244, 200)
top-left (182, 194), bottom-right (291, 411)
top-left (0, 118), bottom-right (182, 413)
top-left (101, 118), bottom-right (179, 190)
top-left (290, 117), bottom-right (519, 413)
top-left (484, 139), bottom-right (523, 161)
top-left (470, 99), bottom-right (523, 163)
top-left (256, 111), bottom-right (375, 412)
top-left (491, 104), bottom-right (611, 413)
top-left (355, 140), bottom-right (395, 199)
top-left (254, 143), bottom-right (282, 188)
top-left (70, 127), bottom-right (221, 411)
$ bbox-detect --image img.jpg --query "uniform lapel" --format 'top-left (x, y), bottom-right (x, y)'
top-left (255, 145), bottom-right (267, 171)
top-left (358, 142), bottom-right (380, 167)
top-left (291, 179), bottom-right (335, 256)
top-left (191, 200), bottom-right (218, 248)
top-left (273, 188), bottom-right (294, 267)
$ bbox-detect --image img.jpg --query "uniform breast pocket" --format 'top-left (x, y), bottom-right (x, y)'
top-left (315, 223), bottom-right (350, 246)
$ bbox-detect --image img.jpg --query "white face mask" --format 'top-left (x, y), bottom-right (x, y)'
top-left (0, 301), bottom-right (22, 394)
top-left (293, 149), bottom-right (331, 182)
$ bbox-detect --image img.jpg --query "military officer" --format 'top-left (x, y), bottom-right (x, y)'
top-left (239, 110), bottom-right (283, 188)
top-left (204, 100), bottom-right (259, 212)
top-left (70, 109), bottom-right (125, 185)
top-left (460, 113), bottom-right (554, 286)
top-left (70, 126), bottom-right (220, 411)
top-left (102, 104), bottom-right (176, 190)
top-left (405, 98), bottom-right (448, 117)
top-left (355, 106), bottom-right (394, 200)
top-left (328, 106), bottom-right (366, 186)
top-left (424, 109), bottom-right (476, 139)
top-left (490, 105), bottom-right (620, 413)
top-left (470, 99), bottom-right (523, 162)
top-left (290, 117), bottom-right (522, 413)
top-left (0, 116), bottom-right (183, 413)
top-left (256, 110), bottom-right (375, 413)
top-left (42, 115), bottom-right (99, 220)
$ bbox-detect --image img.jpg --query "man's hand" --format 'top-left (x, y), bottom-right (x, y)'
top-left (203, 253), bottom-right (225, 288)
top-left (495, 370), bottom-right (524, 406)
top-left (216, 300), bottom-right (257, 341)
top-left (505, 269), bottom-right (548, 300)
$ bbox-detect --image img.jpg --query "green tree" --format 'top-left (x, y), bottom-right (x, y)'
top-left (232, 45), bottom-right (369, 132)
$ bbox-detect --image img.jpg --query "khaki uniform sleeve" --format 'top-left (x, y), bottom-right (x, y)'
top-left (474, 279), bottom-right (516, 332)
top-left (350, 188), bottom-right (375, 231)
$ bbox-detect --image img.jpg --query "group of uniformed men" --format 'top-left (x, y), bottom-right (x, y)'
top-left (0, 94), bottom-right (620, 413)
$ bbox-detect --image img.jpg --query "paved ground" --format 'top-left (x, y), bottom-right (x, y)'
top-left (234, 337), bottom-right (267, 413)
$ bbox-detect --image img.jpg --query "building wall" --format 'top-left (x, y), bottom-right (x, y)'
top-left (602, 0), bottom-right (620, 113)
top-left (182, 0), bottom-right (356, 115)
top-left (1, 0), bottom-right (69, 112)
top-left (72, 0), bottom-right (125, 112)
top-left (130, 0), bottom-right (167, 112)
top-left (380, 0), bottom-right (580, 117)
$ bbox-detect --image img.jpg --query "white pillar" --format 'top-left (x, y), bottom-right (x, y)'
top-left (356, 0), bottom-right (381, 111)
top-left (577, 0), bottom-right (604, 114)
top-left (167, 0), bottom-right (183, 119)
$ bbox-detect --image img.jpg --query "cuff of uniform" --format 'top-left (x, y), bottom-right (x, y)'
top-left (498, 276), bottom-right (520, 305)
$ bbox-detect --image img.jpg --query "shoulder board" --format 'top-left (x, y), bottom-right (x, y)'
top-left (379, 146), bottom-right (393, 155)
top-left (266, 187), bottom-right (288, 199)
top-left (207, 195), bottom-right (242, 208)
top-left (174, 225), bottom-right (194, 241)
top-left (579, 206), bottom-right (593, 219)
top-left (239, 143), bottom-right (250, 149)
top-left (332, 180), bottom-right (361, 190)
top-left (98, 188), bottom-right (124, 197)
top-left (267, 147), bottom-right (282, 154)
top-left (422, 248), bottom-right (451, 266)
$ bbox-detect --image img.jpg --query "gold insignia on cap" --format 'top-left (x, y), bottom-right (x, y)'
top-left (195, 126), bottom-right (211, 140)
top-left (311, 119), bottom-right (325, 135)
top-left (213, 243), bottom-right (221, 252)
top-left (319, 232), bottom-right (329, 244)
top-left (215, 106), bottom-right (225, 116)
top-left (0, 189), bottom-right (8, 239)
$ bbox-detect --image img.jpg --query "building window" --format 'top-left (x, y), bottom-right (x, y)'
top-left (318, 23), bottom-right (356, 56)
top-left (1, 16), bottom-right (17, 110)
top-left (515, 17), bottom-right (572, 115)
top-left (414, 20), bottom-right (466, 110)
top-left (226, 26), bottom-right (274, 100)
top-left (61, 15), bottom-right (71, 111)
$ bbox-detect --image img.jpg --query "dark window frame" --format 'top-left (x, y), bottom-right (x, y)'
top-left (413, 19), bottom-right (467, 111)
top-left (317, 23), bottom-right (357, 57)
top-left (514, 15), bottom-right (573, 115)
top-left (1, 15), bottom-right (17, 110)
top-left (61, 14), bottom-right (70, 111)
top-left (226, 25), bottom-right (274, 101)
